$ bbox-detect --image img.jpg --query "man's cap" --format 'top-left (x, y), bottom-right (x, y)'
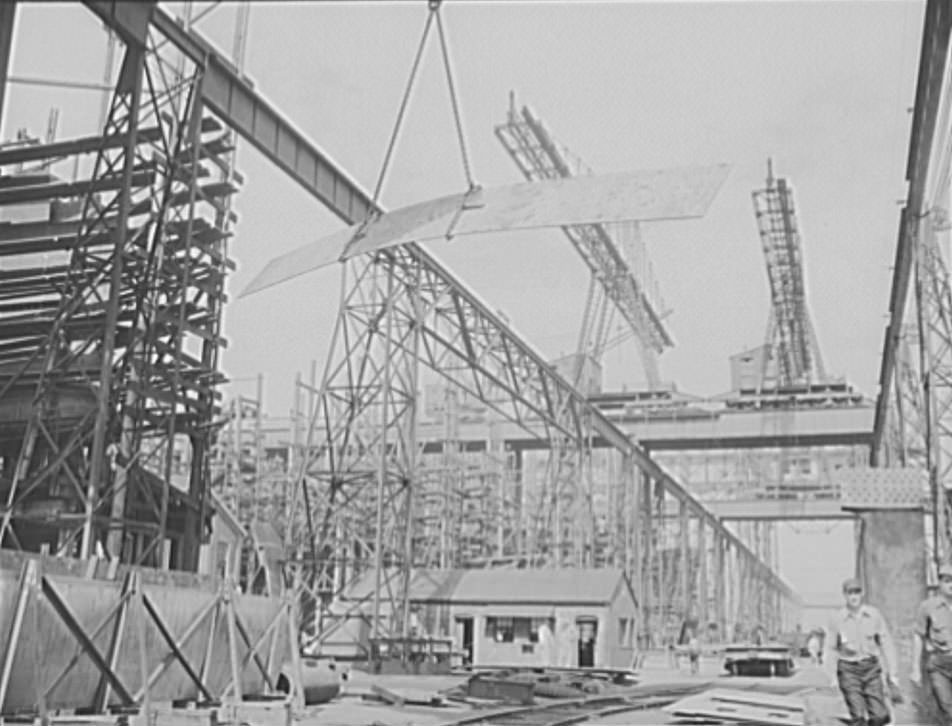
top-left (842, 577), bottom-right (862, 592)
top-left (938, 563), bottom-right (952, 578)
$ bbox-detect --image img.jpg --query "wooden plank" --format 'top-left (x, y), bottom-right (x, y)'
top-left (0, 229), bottom-right (130, 257)
top-left (367, 684), bottom-right (445, 707)
top-left (664, 688), bottom-right (805, 726)
top-left (0, 127), bottom-right (165, 167)
top-left (0, 169), bottom-right (156, 206)
top-left (0, 560), bottom-right (35, 712)
top-left (369, 683), bottom-right (405, 706)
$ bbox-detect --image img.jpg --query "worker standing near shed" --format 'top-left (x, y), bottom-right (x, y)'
top-left (910, 563), bottom-right (952, 722)
top-left (822, 577), bottom-right (899, 726)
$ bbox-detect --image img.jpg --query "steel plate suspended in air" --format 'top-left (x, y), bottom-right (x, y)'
top-left (241, 164), bottom-right (729, 297)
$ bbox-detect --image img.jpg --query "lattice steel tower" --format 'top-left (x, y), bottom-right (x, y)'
top-left (752, 160), bottom-right (826, 389)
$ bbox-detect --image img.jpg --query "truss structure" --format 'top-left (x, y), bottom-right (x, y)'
top-left (1, 3), bottom-right (806, 656)
top-left (0, 7), bottom-right (237, 569)
top-left (495, 99), bottom-right (671, 389)
top-left (283, 243), bottom-right (800, 651)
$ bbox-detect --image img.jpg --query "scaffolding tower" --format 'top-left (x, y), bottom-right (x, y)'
top-left (751, 160), bottom-right (826, 389)
top-left (0, 14), bottom-right (238, 569)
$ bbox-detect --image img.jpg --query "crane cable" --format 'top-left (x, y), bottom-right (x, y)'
top-left (368, 7), bottom-right (435, 208)
top-left (435, 4), bottom-right (476, 191)
top-left (368, 0), bottom-right (476, 213)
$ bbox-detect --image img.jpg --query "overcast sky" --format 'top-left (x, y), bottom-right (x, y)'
top-left (3, 1), bottom-right (926, 608)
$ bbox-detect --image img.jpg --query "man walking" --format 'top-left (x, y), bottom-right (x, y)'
top-left (911, 563), bottom-right (952, 722)
top-left (823, 577), bottom-right (899, 726)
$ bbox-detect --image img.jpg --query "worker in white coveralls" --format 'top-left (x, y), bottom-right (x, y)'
top-left (822, 577), bottom-right (899, 726)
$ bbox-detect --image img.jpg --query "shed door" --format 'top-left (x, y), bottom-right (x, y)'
top-left (576, 617), bottom-right (597, 667)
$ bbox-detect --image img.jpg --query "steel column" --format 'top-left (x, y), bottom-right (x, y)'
top-left (679, 499), bottom-right (690, 621)
top-left (0, 1), bottom-right (16, 137)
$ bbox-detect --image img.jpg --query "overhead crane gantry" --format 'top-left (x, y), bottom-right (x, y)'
top-left (51, 2), bottom-right (800, 642)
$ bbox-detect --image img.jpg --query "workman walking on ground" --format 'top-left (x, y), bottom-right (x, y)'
top-left (822, 577), bottom-right (899, 726)
top-left (911, 562), bottom-right (952, 723)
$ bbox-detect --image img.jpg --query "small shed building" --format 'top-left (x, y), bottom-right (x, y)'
top-left (339, 567), bottom-right (639, 668)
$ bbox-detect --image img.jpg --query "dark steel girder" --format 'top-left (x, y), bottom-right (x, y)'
top-left (84, 2), bottom-right (796, 602)
top-left (0, 1), bottom-right (16, 134)
top-left (873, 0), bottom-right (952, 459)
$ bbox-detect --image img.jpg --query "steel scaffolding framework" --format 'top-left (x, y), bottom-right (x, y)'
top-left (0, 5), bottom-right (236, 570)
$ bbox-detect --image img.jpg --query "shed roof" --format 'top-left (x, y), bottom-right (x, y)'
top-left (345, 567), bottom-right (467, 602)
top-left (451, 568), bottom-right (628, 605)
top-left (344, 567), bottom-right (633, 607)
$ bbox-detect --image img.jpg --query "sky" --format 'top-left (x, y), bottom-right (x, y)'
top-left (2, 1), bottom-right (927, 609)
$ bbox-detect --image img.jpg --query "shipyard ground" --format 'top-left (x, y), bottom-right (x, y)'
top-left (305, 653), bottom-right (927, 726)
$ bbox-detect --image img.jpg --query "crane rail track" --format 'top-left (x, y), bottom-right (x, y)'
top-left (434, 684), bottom-right (711, 726)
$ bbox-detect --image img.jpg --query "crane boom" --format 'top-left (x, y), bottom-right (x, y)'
top-left (495, 98), bottom-right (671, 388)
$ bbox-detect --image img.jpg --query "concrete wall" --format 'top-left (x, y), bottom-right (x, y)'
top-left (857, 510), bottom-right (927, 710)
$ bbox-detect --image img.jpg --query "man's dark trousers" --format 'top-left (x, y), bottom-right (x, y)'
top-left (837, 657), bottom-right (890, 726)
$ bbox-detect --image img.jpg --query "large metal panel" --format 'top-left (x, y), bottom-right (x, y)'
top-left (242, 165), bottom-right (729, 296)
top-left (398, 164), bottom-right (730, 241)
top-left (0, 553), bottom-right (291, 713)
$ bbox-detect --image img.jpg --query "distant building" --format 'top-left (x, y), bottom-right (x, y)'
top-left (729, 344), bottom-right (776, 392)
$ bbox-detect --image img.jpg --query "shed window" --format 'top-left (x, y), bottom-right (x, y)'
top-left (487, 617), bottom-right (553, 643)
top-left (529, 617), bottom-right (553, 643)
top-left (487, 617), bottom-right (515, 643)
top-left (618, 617), bottom-right (634, 647)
